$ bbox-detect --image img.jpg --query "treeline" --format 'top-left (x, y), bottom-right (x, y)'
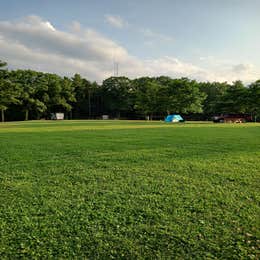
top-left (0, 60), bottom-right (259, 122)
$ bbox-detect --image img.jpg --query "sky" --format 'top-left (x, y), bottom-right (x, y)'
top-left (0, 0), bottom-right (259, 83)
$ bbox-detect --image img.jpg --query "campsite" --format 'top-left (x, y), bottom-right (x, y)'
top-left (1, 0), bottom-right (260, 258)
top-left (0, 120), bottom-right (259, 258)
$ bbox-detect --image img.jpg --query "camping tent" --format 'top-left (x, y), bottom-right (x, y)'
top-left (165, 114), bottom-right (184, 123)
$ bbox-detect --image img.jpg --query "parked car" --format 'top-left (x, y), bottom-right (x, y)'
top-left (213, 114), bottom-right (252, 123)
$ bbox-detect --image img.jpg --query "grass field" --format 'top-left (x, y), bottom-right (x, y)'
top-left (0, 120), bottom-right (259, 259)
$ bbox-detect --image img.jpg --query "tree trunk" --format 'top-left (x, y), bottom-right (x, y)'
top-left (88, 90), bottom-right (91, 118)
top-left (36, 113), bottom-right (40, 120)
top-left (25, 110), bottom-right (29, 121)
top-left (1, 109), bottom-right (4, 122)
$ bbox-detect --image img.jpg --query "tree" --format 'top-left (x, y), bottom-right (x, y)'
top-left (0, 60), bottom-right (7, 69)
top-left (248, 80), bottom-right (260, 121)
top-left (218, 81), bottom-right (248, 114)
top-left (0, 62), bottom-right (20, 122)
top-left (133, 77), bottom-right (206, 119)
top-left (133, 77), bottom-right (166, 119)
top-left (9, 70), bottom-right (47, 120)
top-left (102, 76), bottom-right (133, 118)
top-left (71, 74), bottom-right (93, 118)
top-left (200, 81), bottom-right (229, 116)
top-left (44, 74), bottom-right (75, 118)
top-left (1, 58), bottom-right (258, 122)
top-left (164, 78), bottom-right (206, 114)
top-left (0, 77), bottom-right (20, 122)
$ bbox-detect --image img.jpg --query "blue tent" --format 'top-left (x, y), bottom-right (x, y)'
top-left (165, 114), bottom-right (184, 123)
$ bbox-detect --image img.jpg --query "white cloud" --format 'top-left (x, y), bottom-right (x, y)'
top-left (104, 14), bottom-right (127, 29)
top-left (198, 56), bottom-right (258, 83)
top-left (0, 16), bottom-right (259, 84)
top-left (232, 63), bottom-right (253, 73)
top-left (142, 56), bottom-right (203, 77)
top-left (226, 63), bottom-right (257, 83)
top-left (0, 16), bottom-right (129, 63)
top-left (199, 56), bottom-right (214, 61)
top-left (140, 28), bottom-right (174, 42)
top-left (0, 16), bottom-right (132, 80)
top-left (69, 21), bottom-right (81, 33)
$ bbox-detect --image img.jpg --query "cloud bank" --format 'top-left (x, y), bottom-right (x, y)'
top-left (0, 16), bottom-right (258, 83)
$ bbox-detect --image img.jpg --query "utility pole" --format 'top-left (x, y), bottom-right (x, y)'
top-left (114, 61), bottom-right (119, 77)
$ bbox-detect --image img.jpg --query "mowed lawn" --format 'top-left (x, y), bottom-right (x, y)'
top-left (0, 121), bottom-right (259, 259)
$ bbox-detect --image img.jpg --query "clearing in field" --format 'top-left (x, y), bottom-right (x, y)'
top-left (0, 121), bottom-right (259, 258)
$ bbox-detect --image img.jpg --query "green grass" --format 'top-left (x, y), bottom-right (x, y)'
top-left (0, 120), bottom-right (259, 259)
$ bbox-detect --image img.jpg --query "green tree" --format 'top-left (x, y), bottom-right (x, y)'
top-left (9, 70), bottom-right (47, 120)
top-left (71, 74), bottom-right (93, 118)
top-left (164, 78), bottom-right (206, 114)
top-left (248, 80), bottom-right (260, 121)
top-left (45, 74), bottom-right (75, 117)
top-left (133, 77), bottom-right (165, 119)
top-left (0, 62), bottom-right (20, 122)
top-left (102, 76), bottom-right (133, 118)
top-left (0, 60), bottom-right (7, 69)
top-left (133, 77), bottom-right (206, 119)
top-left (0, 78), bottom-right (21, 122)
top-left (200, 81), bottom-right (229, 116)
top-left (218, 81), bottom-right (248, 114)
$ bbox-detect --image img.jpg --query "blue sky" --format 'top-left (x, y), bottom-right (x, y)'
top-left (0, 0), bottom-right (259, 82)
